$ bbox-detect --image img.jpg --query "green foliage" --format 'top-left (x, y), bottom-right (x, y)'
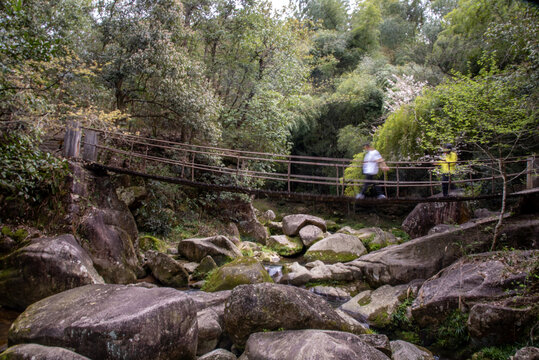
top-left (471, 345), bottom-right (520, 360)
top-left (0, 129), bottom-right (68, 204)
top-left (1, 226), bottom-right (28, 242)
top-left (390, 228), bottom-right (410, 243)
top-left (134, 181), bottom-right (178, 236)
top-left (433, 309), bottom-right (470, 350)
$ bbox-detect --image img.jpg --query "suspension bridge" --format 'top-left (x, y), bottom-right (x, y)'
top-left (61, 123), bottom-right (538, 205)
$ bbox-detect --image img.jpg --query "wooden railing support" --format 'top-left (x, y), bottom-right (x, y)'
top-left (82, 129), bottom-right (98, 162)
top-left (527, 156), bottom-right (537, 189)
top-left (63, 121), bottom-right (81, 158)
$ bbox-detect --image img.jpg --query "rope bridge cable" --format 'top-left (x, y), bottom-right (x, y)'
top-left (61, 125), bottom-right (537, 204)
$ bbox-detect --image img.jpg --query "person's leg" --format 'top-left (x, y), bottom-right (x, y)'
top-left (442, 174), bottom-right (449, 196)
top-left (359, 175), bottom-right (374, 197)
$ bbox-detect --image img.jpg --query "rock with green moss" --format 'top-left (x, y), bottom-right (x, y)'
top-left (192, 256), bottom-right (218, 281)
top-left (338, 227), bottom-right (397, 252)
top-left (0, 234), bottom-right (104, 311)
top-left (8, 284), bottom-right (198, 360)
top-left (139, 235), bottom-right (168, 253)
top-left (144, 250), bottom-right (189, 288)
top-left (266, 235), bottom-right (303, 256)
top-left (339, 284), bottom-right (409, 328)
top-left (116, 186), bottom-right (147, 208)
top-left (223, 283), bottom-right (368, 347)
top-left (0, 344), bottom-right (91, 360)
top-left (304, 233), bottom-right (367, 264)
top-left (178, 235), bottom-right (242, 266)
top-left (202, 257), bottom-right (273, 292)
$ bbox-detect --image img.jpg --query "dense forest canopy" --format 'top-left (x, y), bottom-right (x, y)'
top-left (1, 0), bottom-right (538, 198)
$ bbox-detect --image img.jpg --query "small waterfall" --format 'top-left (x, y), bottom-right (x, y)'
top-left (264, 264), bottom-right (283, 283)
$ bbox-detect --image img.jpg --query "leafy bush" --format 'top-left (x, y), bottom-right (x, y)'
top-left (0, 128), bottom-right (68, 205)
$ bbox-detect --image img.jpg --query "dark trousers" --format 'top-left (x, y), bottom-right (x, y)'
top-left (360, 174), bottom-right (383, 196)
top-left (442, 174), bottom-right (455, 196)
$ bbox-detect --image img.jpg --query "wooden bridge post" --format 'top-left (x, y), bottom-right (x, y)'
top-left (527, 156), bottom-right (537, 189)
top-left (191, 152), bottom-right (195, 181)
top-left (335, 165), bottom-right (339, 196)
top-left (287, 158), bottom-right (291, 193)
top-left (82, 129), bottom-right (98, 162)
top-left (63, 121), bottom-right (81, 158)
top-left (396, 164), bottom-right (400, 198)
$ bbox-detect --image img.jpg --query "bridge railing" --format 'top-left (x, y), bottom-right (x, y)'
top-left (63, 124), bottom-right (537, 199)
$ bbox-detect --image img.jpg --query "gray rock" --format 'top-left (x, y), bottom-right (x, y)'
top-left (298, 225), bottom-right (325, 247)
top-left (223, 283), bottom-right (368, 347)
top-left (144, 250), bottom-right (189, 288)
top-left (192, 256), bottom-right (218, 280)
top-left (266, 235), bottom-right (303, 256)
top-left (279, 262), bottom-right (313, 286)
top-left (358, 334), bottom-right (392, 357)
top-left (339, 227), bottom-right (398, 250)
top-left (197, 305), bottom-right (225, 356)
top-left (513, 347), bottom-right (539, 360)
top-left (310, 286), bottom-right (351, 301)
top-left (238, 330), bottom-right (389, 360)
top-left (282, 214), bottom-right (326, 236)
top-left (390, 340), bottom-right (435, 360)
top-left (0, 234), bottom-right (104, 311)
top-left (79, 207), bottom-right (140, 283)
top-left (346, 216), bottom-right (539, 288)
top-left (8, 284), bottom-right (198, 360)
top-left (473, 208), bottom-right (498, 219)
top-left (427, 224), bottom-right (457, 235)
top-left (189, 290), bottom-right (231, 312)
top-left (402, 201), bottom-right (471, 238)
top-left (198, 349), bottom-right (237, 360)
top-left (267, 221), bottom-right (283, 234)
top-left (203, 257), bottom-right (273, 292)
top-left (412, 250), bottom-right (538, 327)
top-left (0, 344), bottom-right (91, 359)
top-left (339, 284), bottom-right (409, 328)
top-left (305, 233), bottom-right (367, 263)
top-left (178, 236), bottom-right (242, 266)
top-left (467, 303), bottom-right (537, 345)
top-left (116, 186), bottom-right (147, 208)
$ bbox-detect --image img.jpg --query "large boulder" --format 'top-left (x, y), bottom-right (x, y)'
top-left (144, 250), bottom-right (189, 288)
top-left (279, 261), bottom-right (356, 287)
top-left (0, 344), bottom-right (91, 360)
top-left (402, 201), bottom-right (471, 238)
top-left (339, 284), bottom-right (409, 328)
top-left (346, 216), bottom-right (539, 287)
top-left (411, 250), bottom-right (538, 328)
top-left (202, 257), bottom-right (273, 292)
top-left (304, 233), bottom-right (367, 263)
top-left (223, 283), bottom-right (368, 347)
top-left (238, 330), bottom-right (389, 360)
top-left (281, 214), bottom-right (326, 236)
top-left (338, 227), bottom-right (398, 251)
top-left (513, 347), bottom-right (539, 360)
top-left (178, 236), bottom-right (242, 266)
top-left (467, 302), bottom-right (538, 345)
top-left (199, 349), bottom-right (237, 360)
top-left (266, 235), bottom-right (303, 256)
top-left (0, 234), bottom-right (104, 311)
top-left (8, 284), bottom-right (198, 360)
top-left (197, 305), bottom-right (225, 356)
top-left (215, 200), bottom-right (268, 244)
top-left (390, 340), bottom-right (435, 360)
top-left (69, 165), bottom-right (142, 284)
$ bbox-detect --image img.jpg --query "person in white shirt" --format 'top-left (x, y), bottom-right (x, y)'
top-left (356, 143), bottom-right (389, 200)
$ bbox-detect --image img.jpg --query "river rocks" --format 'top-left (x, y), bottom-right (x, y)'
top-left (279, 262), bottom-right (313, 286)
top-left (238, 330), bottom-right (389, 360)
top-left (282, 214), bottom-right (326, 236)
top-left (339, 284), bottom-right (409, 328)
top-left (8, 284), bottom-right (198, 360)
top-left (513, 347), bottom-right (539, 360)
top-left (79, 207), bottom-right (141, 284)
top-left (299, 225), bottom-right (324, 247)
top-left (402, 201), bottom-right (471, 238)
top-left (0, 234), bottom-right (104, 311)
top-left (279, 261), bottom-right (355, 286)
top-left (199, 349), bottom-right (237, 360)
top-left (223, 283), bottom-right (367, 347)
top-left (345, 216), bottom-right (529, 287)
top-left (202, 257), bottom-right (273, 292)
top-left (178, 236), bottom-right (242, 266)
top-left (266, 235), bottom-right (303, 256)
top-left (144, 250), bottom-right (189, 288)
top-left (467, 302), bottom-right (538, 345)
top-left (304, 233), bottom-right (367, 263)
top-left (338, 227), bottom-right (398, 250)
top-left (197, 305), bottom-right (225, 356)
top-left (390, 340), bottom-right (435, 360)
top-left (0, 344), bottom-right (91, 359)
top-left (411, 250), bottom-right (538, 328)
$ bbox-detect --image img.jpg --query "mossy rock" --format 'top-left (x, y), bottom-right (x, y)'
top-left (1, 226), bottom-right (28, 242)
top-left (202, 257), bottom-right (273, 292)
top-left (267, 235), bottom-right (303, 257)
top-left (303, 250), bottom-right (359, 264)
top-left (139, 235), bottom-right (168, 253)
